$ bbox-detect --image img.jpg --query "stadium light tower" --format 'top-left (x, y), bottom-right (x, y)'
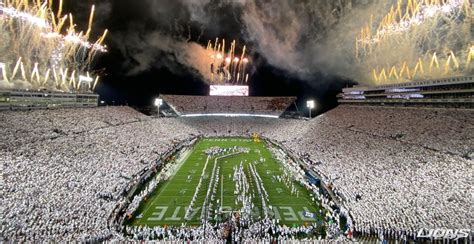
top-left (154, 98), bottom-right (163, 117)
top-left (307, 100), bottom-right (315, 118)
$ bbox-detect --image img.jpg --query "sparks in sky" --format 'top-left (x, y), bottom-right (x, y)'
top-left (207, 38), bottom-right (251, 85)
top-left (0, 0), bottom-right (107, 92)
top-left (355, 0), bottom-right (472, 85)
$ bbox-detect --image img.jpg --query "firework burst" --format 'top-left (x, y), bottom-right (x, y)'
top-left (0, 0), bottom-right (107, 91)
top-left (355, 0), bottom-right (472, 85)
top-left (206, 38), bottom-right (251, 85)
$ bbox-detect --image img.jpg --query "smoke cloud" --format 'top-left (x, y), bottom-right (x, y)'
top-left (117, 31), bottom-right (214, 82)
top-left (99, 0), bottom-right (401, 85)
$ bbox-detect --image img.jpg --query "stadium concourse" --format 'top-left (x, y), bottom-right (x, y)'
top-left (1, 105), bottom-right (472, 241)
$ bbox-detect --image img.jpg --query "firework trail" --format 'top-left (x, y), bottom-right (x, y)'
top-left (0, 0), bottom-right (107, 91)
top-left (206, 38), bottom-right (251, 85)
top-left (355, 0), bottom-right (472, 85)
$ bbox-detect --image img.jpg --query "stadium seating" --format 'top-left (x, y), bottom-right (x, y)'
top-left (0, 106), bottom-right (149, 148)
top-left (161, 95), bottom-right (296, 116)
top-left (1, 105), bottom-right (472, 241)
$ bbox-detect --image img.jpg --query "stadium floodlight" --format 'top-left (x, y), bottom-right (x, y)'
top-left (154, 98), bottom-right (163, 117)
top-left (307, 100), bottom-right (315, 118)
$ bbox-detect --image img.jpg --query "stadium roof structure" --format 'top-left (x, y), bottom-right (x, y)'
top-left (160, 95), bottom-right (296, 118)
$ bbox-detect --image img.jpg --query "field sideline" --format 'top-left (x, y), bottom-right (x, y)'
top-left (129, 137), bottom-right (325, 227)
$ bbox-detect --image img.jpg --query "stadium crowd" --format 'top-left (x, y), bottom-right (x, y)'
top-left (161, 95), bottom-right (295, 116)
top-left (1, 105), bottom-right (472, 241)
top-left (123, 217), bottom-right (333, 242)
top-left (0, 106), bottom-right (148, 148)
top-left (281, 121), bottom-right (471, 240)
top-left (326, 106), bottom-right (473, 157)
top-left (2, 107), bottom-right (199, 241)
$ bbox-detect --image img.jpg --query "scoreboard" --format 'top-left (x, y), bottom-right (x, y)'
top-left (209, 85), bottom-right (249, 96)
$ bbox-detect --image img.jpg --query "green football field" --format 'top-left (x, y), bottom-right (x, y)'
top-left (129, 137), bottom-right (325, 227)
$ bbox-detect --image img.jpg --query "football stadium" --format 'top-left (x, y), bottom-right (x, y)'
top-left (1, 0), bottom-right (473, 243)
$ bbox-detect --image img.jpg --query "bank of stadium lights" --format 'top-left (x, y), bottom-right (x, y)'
top-left (307, 100), bottom-right (315, 118)
top-left (154, 98), bottom-right (163, 117)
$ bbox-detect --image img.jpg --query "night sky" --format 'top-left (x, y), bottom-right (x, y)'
top-left (63, 0), bottom-right (357, 114)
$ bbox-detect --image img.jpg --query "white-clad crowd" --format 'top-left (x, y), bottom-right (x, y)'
top-left (0, 106), bottom-right (149, 149)
top-left (123, 217), bottom-right (329, 242)
top-left (1, 105), bottom-right (472, 241)
top-left (2, 107), bottom-right (199, 241)
top-left (325, 106), bottom-right (473, 157)
top-left (161, 95), bottom-right (295, 116)
top-left (282, 122), bottom-right (471, 240)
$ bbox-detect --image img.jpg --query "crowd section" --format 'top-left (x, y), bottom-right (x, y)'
top-left (161, 95), bottom-right (296, 116)
top-left (2, 115), bottom-right (198, 241)
top-left (282, 122), bottom-right (471, 240)
top-left (0, 106), bottom-right (149, 149)
top-left (326, 106), bottom-right (474, 157)
top-left (1, 105), bottom-right (472, 241)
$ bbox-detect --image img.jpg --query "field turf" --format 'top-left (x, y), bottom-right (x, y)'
top-left (129, 137), bottom-right (324, 227)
